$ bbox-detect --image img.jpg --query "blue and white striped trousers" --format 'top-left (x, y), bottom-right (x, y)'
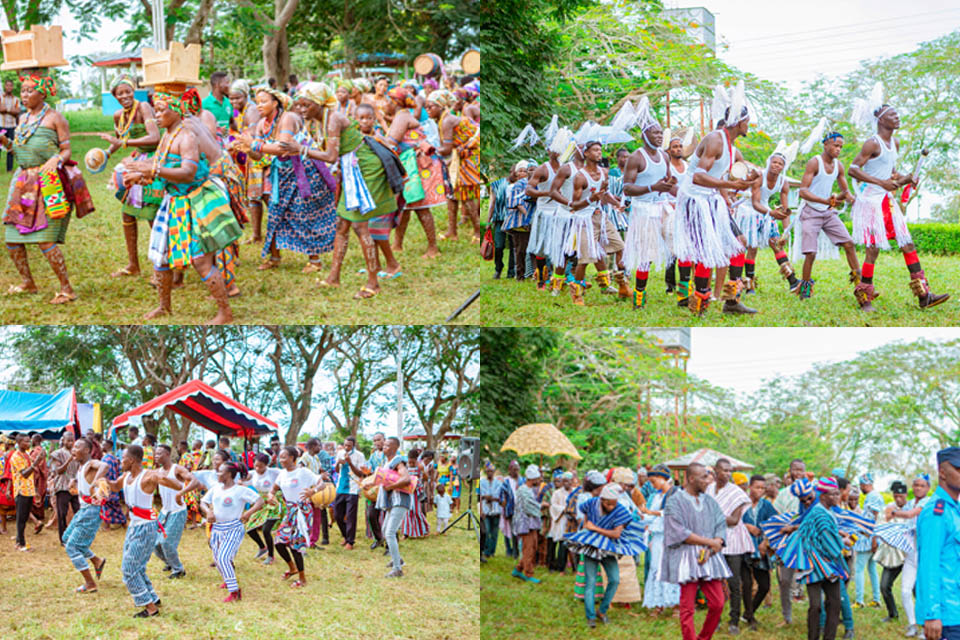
top-left (154, 509), bottom-right (187, 573)
top-left (122, 521), bottom-right (160, 607)
top-left (210, 519), bottom-right (245, 592)
top-left (64, 504), bottom-right (100, 571)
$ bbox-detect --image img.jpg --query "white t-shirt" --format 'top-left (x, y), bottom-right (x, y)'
top-left (248, 468), bottom-right (280, 494)
top-left (194, 469), bottom-right (220, 491)
top-left (201, 484), bottom-right (260, 523)
top-left (434, 493), bottom-right (453, 519)
top-left (276, 467), bottom-right (323, 503)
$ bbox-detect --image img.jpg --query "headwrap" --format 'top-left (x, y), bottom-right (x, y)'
top-left (816, 477), bottom-right (838, 493)
top-left (848, 485), bottom-right (860, 497)
top-left (484, 462), bottom-right (495, 471)
top-left (427, 89), bottom-right (456, 110)
top-left (732, 472), bottom-right (748, 486)
top-left (423, 77), bottom-right (439, 92)
top-left (20, 72), bottom-right (57, 98)
top-left (648, 464), bottom-right (671, 479)
top-left (858, 473), bottom-right (874, 485)
top-left (611, 466), bottom-right (634, 485)
top-left (552, 469), bottom-right (564, 479)
top-left (600, 483), bottom-right (622, 500)
top-left (763, 473), bottom-right (779, 485)
top-left (937, 447), bottom-right (960, 468)
top-left (110, 74), bottom-right (137, 96)
top-left (335, 78), bottom-right (354, 91)
top-left (295, 81), bottom-right (336, 110)
top-left (524, 464), bottom-right (541, 480)
top-left (387, 85), bottom-right (415, 109)
top-left (561, 472), bottom-right (574, 481)
top-left (890, 480), bottom-right (908, 494)
top-left (352, 78), bottom-right (372, 93)
top-left (180, 88), bottom-right (201, 116)
top-left (915, 473), bottom-right (931, 485)
top-left (585, 471), bottom-right (606, 487)
top-left (454, 86), bottom-right (478, 101)
top-left (831, 467), bottom-right (846, 480)
top-left (790, 477), bottom-right (815, 499)
top-left (154, 84), bottom-right (198, 117)
top-left (229, 78), bottom-right (251, 96)
top-left (256, 87), bottom-right (292, 110)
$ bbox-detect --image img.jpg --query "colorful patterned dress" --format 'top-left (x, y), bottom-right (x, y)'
top-left (3, 125), bottom-right (94, 245)
top-left (401, 126), bottom-right (446, 210)
top-left (180, 450), bottom-right (204, 522)
top-left (149, 152), bottom-right (243, 269)
top-left (261, 129), bottom-right (337, 258)
top-left (402, 465), bottom-right (430, 538)
top-left (109, 116), bottom-right (163, 220)
top-left (99, 452), bottom-right (127, 525)
top-left (448, 115), bottom-right (482, 201)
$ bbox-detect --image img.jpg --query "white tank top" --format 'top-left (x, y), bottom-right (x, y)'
top-left (158, 464), bottom-right (186, 514)
top-left (554, 163), bottom-right (577, 213)
top-left (690, 130), bottom-right (732, 181)
top-left (536, 161), bottom-right (558, 215)
top-left (757, 170), bottom-right (785, 205)
top-left (666, 159), bottom-right (687, 203)
top-left (860, 134), bottom-right (897, 195)
top-left (805, 155), bottom-right (838, 211)
top-left (76, 460), bottom-right (92, 501)
top-left (124, 470), bottom-right (155, 526)
top-left (580, 167), bottom-right (604, 213)
top-left (630, 149), bottom-right (667, 204)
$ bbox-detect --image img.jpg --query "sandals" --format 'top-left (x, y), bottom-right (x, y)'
top-left (6, 284), bottom-right (38, 295)
top-left (290, 580), bottom-right (305, 589)
top-left (257, 258), bottom-right (281, 271)
top-left (49, 292), bottom-right (77, 305)
top-left (353, 286), bottom-right (379, 300)
top-left (301, 262), bottom-right (323, 274)
top-left (76, 584), bottom-right (98, 594)
top-left (282, 570), bottom-right (297, 581)
top-left (34, 522), bottom-right (44, 535)
top-left (110, 266), bottom-right (139, 278)
top-left (316, 279), bottom-right (339, 289)
top-left (379, 271), bottom-right (402, 280)
top-left (95, 558), bottom-right (107, 580)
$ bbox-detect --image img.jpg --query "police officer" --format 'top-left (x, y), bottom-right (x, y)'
top-left (917, 447), bottom-right (960, 640)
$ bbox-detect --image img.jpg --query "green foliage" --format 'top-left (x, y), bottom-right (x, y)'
top-left (833, 220), bottom-right (960, 255)
top-left (64, 109), bottom-right (113, 133)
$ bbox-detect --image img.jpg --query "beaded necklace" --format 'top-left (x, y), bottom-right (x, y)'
top-left (116, 100), bottom-right (140, 141)
top-left (151, 121), bottom-right (185, 178)
top-left (256, 108), bottom-right (279, 142)
top-left (14, 104), bottom-right (50, 146)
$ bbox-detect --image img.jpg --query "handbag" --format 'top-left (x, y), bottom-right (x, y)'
top-left (480, 225), bottom-right (494, 261)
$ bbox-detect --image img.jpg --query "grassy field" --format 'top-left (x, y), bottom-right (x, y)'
top-left (0, 506), bottom-right (478, 640)
top-left (0, 136), bottom-right (487, 325)
top-left (474, 252), bottom-right (960, 326)
top-left (480, 552), bottom-right (912, 640)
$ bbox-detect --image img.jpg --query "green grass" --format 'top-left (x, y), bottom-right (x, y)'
top-left (63, 109), bottom-right (115, 133)
top-left (480, 551), bottom-right (911, 640)
top-left (1, 506), bottom-right (478, 640)
top-left (475, 252), bottom-right (960, 326)
top-left (0, 136), bottom-right (487, 325)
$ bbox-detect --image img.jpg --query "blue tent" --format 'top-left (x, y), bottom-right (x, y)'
top-left (0, 388), bottom-right (80, 440)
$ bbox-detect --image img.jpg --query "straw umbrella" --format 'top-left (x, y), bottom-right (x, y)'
top-left (500, 423), bottom-right (581, 468)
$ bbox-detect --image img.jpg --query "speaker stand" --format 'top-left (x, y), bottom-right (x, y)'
top-left (440, 486), bottom-right (481, 545)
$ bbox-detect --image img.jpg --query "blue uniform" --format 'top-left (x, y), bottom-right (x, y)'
top-left (917, 486), bottom-right (960, 632)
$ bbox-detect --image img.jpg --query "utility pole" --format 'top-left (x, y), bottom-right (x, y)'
top-left (151, 0), bottom-right (167, 49)
top-left (392, 327), bottom-right (403, 442)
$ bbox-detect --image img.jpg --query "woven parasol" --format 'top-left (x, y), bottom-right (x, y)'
top-left (500, 423), bottom-right (582, 460)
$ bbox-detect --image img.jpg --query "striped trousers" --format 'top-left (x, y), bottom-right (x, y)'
top-left (122, 521), bottom-right (160, 606)
top-left (154, 509), bottom-right (187, 573)
top-left (210, 520), bottom-right (245, 592)
top-left (64, 504), bottom-right (100, 571)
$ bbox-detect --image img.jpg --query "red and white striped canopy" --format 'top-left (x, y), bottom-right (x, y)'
top-left (111, 380), bottom-right (277, 439)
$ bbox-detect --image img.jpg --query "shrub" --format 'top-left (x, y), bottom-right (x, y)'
top-left (840, 220), bottom-right (960, 255)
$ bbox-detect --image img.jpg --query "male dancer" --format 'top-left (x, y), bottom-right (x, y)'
top-left (847, 104), bottom-right (949, 309)
top-left (366, 432), bottom-right (387, 549)
top-left (525, 148), bottom-right (563, 290)
top-left (103, 444), bottom-right (184, 617)
top-left (674, 106), bottom-right (755, 315)
top-left (796, 133), bottom-right (866, 305)
top-left (63, 437), bottom-right (108, 594)
top-left (621, 122), bottom-right (675, 309)
top-left (153, 444), bottom-right (195, 579)
top-left (664, 133), bottom-right (688, 298)
top-left (549, 141), bottom-right (626, 305)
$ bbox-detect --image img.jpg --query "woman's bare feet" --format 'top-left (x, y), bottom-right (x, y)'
top-left (143, 306), bottom-right (170, 320)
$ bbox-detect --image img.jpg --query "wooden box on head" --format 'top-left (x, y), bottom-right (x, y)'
top-left (0, 25), bottom-right (68, 70)
top-left (140, 42), bottom-right (201, 86)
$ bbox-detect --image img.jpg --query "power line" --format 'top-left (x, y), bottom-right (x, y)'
top-left (726, 24), bottom-right (952, 58)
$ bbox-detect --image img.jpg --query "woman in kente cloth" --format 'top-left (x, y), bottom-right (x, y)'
top-left (385, 85), bottom-right (444, 259)
top-left (123, 84), bottom-right (243, 324)
top-left (232, 86), bottom-right (281, 249)
top-left (228, 79), bottom-right (259, 135)
top-left (102, 74), bottom-right (161, 279)
top-left (371, 76), bottom-right (391, 132)
top-left (425, 89), bottom-right (483, 243)
top-left (333, 79), bottom-right (355, 119)
top-left (1, 71), bottom-right (93, 304)
top-left (309, 88), bottom-right (403, 299)
top-left (351, 78), bottom-right (373, 111)
top-left (236, 84), bottom-right (337, 275)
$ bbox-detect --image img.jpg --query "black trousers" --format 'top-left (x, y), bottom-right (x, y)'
top-left (333, 493), bottom-right (359, 545)
top-left (55, 490), bottom-right (80, 543)
top-left (366, 500), bottom-right (383, 542)
top-left (1, 127), bottom-right (14, 172)
top-left (15, 494), bottom-right (32, 547)
top-left (807, 579), bottom-right (841, 640)
top-left (548, 538), bottom-right (567, 571)
top-left (507, 229), bottom-right (530, 280)
top-left (724, 552), bottom-right (749, 627)
top-left (742, 558), bottom-right (771, 623)
top-left (881, 565), bottom-right (903, 619)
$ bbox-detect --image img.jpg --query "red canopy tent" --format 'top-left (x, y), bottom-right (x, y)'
top-left (110, 380), bottom-right (278, 447)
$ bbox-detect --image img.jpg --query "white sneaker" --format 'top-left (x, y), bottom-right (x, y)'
top-left (905, 625), bottom-right (918, 638)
